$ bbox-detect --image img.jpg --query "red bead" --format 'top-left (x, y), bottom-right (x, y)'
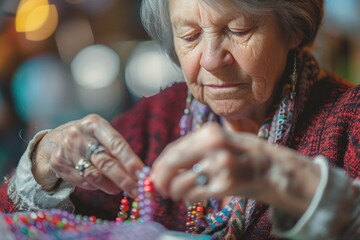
top-left (144, 185), bottom-right (153, 193)
top-left (131, 210), bottom-right (139, 218)
top-left (120, 205), bottom-right (129, 212)
top-left (121, 197), bottom-right (129, 205)
top-left (37, 211), bottom-right (46, 221)
top-left (18, 215), bottom-right (29, 224)
top-left (196, 206), bottom-right (204, 213)
top-left (89, 216), bottom-right (97, 223)
top-left (52, 216), bottom-right (60, 224)
top-left (5, 216), bottom-right (12, 224)
top-left (144, 177), bottom-right (152, 186)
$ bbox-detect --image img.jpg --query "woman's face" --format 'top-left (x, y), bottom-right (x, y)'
top-left (169, 0), bottom-right (298, 122)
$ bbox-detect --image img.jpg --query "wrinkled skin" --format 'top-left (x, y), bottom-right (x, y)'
top-left (151, 123), bottom-right (320, 217)
top-left (33, 114), bottom-right (144, 197)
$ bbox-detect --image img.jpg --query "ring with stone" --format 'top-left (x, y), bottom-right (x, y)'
top-left (192, 163), bottom-right (208, 186)
top-left (75, 158), bottom-right (92, 176)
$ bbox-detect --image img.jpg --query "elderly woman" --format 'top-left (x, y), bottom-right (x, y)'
top-left (0, 0), bottom-right (359, 239)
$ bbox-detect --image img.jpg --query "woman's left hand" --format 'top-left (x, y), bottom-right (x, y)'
top-left (151, 123), bottom-right (321, 218)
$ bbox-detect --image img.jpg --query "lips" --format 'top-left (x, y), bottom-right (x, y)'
top-left (203, 83), bottom-right (249, 99)
top-left (205, 83), bottom-right (242, 88)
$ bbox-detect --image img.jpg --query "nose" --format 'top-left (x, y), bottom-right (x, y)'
top-left (200, 40), bottom-right (234, 72)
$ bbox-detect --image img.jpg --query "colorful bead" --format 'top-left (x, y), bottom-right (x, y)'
top-left (185, 201), bottom-right (206, 234)
top-left (115, 167), bottom-right (155, 223)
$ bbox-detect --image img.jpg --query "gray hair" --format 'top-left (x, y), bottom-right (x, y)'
top-left (140, 0), bottom-right (324, 65)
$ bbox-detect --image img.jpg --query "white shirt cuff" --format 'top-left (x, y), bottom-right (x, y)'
top-left (8, 130), bottom-right (75, 212)
top-left (271, 155), bottom-right (355, 240)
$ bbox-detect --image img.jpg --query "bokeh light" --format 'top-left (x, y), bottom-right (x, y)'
top-left (15, 0), bottom-right (58, 41)
top-left (71, 44), bottom-right (120, 89)
top-left (11, 55), bottom-right (76, 127)
top-left (325, 0), bottom-right (360, 33)
top-left (125, 41), bottom-right (183, 98)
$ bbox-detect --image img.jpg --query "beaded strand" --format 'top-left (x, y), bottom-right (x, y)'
top-left (116, 166), bottom-right (154, 223)
top-left (186, 201), bottom-right (206, 234)
top-left (2, 167), bottom-right (159, 239)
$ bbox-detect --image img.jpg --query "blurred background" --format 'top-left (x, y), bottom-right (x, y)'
top-left (0, 0), bottom-right (359, 179)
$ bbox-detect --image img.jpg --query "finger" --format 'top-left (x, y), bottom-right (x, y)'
top-left (152, 123), bottom-right (225, 196)
top-left (53, 164), bottom-right (98, 191)
top-left (170, 168), bottom-right (218, 203)
top-left (168, 169), bottom-right (198, 201)
top-left (91, 119), bottom-right (145, 179)
top-left (90, 152), bottom-right (138, 197)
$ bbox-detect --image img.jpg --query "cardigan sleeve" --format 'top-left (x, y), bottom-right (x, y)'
top-left (271, 86), bottom-right (360, 239)
top-left (0, 130), bottom-right (75, 213)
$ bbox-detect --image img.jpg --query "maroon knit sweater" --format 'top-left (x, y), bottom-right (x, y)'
top-left (1, 75), bottom-right (359, 239)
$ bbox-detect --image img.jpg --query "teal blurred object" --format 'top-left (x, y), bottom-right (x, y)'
top-left (159, 231), bottom-right (211, 240)
top-left (11, 54), bottom-right (78, 129)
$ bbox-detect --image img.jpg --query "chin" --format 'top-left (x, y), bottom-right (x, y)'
top-left (207, 99), bottom-right (250, 120)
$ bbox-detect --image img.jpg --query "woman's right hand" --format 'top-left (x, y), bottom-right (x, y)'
top-left (32, 114), bottom-right (145, 197)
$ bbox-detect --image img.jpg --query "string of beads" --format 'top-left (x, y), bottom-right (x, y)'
top-left (116, 166), bottom-right (154, 223)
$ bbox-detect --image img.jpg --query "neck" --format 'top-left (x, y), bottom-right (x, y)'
top-left (222, 117), bottom-right (261, 134)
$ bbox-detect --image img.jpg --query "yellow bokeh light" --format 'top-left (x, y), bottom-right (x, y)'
top-left (25, 5), bottom-right (58, 41)
top-left (15, 0), bottom-right (50, 32)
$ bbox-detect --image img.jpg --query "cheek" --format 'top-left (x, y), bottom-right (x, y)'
top-left (237, 39), bottom-right (289, 102)
top-left (176, 45), bottom-right (201, 84)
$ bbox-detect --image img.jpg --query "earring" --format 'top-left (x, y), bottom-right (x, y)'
top-left (290, 50), bottom-right (297, 100)
top-left (179, 89), bottom-right (193, 136)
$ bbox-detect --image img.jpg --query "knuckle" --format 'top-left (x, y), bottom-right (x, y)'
top-left (108, 138), bottom-right (127, 155)
top-left (188, 123), bottom-right (227, 149)
top-left (97, 158), bottom-right (116, 173)
top-left (67, 125), bottom-right (82, 137)
top-left (218, 151), bottom-right (233, 168)
top-left (81, 114), bottom-right (104, 131)
top-left (206, 128), bottom-right (227, 148)
top-left (83, 114), bottom-right (102, 123)
top-left (84, 169), bottom-right (103, 184)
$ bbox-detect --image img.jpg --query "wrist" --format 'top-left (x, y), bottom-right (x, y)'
top-left (31, 133), bottom-right (60, 192)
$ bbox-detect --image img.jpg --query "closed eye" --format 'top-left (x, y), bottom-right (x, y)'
top-left (227, 28), bottom-right (252, 37)
top-left (181, 32), bottom-right (201, 42)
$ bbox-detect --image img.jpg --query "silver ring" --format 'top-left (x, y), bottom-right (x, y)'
top-left (75, 158), bottom-right (92, 176)
top-left (195, 173), bottom-right (208, 186)
top-left (86, 143), bottom-right (106, 160)
top-left (192, 163), bottom-right (203, 173)
top-left (192, 163), bottom-right (208, 186)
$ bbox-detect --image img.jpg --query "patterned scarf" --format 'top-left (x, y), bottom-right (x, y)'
top-left (179, 50), bottom-right (320, 239)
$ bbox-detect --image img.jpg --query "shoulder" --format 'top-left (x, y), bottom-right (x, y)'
top-left (294, 73), bottom-right (360, 162)
top-left (307, 73), bottom-right (359, 116)
top-left (113, 83), bottom-right (187, 126)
